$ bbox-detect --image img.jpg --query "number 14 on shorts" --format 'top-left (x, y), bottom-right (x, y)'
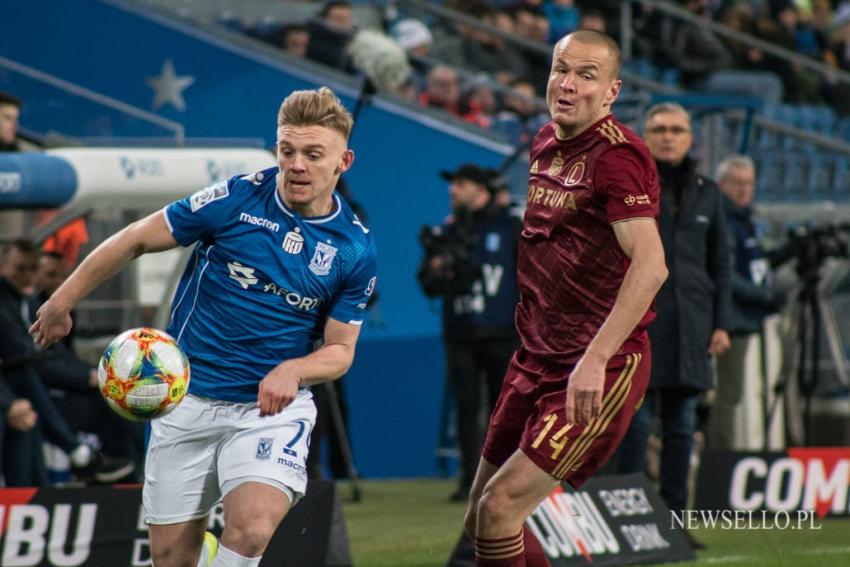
top-left (531, 413), bottom-right (574, 460)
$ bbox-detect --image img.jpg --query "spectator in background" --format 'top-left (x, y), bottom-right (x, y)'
top-left (306, 0), bottom-right (354, 70)
top-left (579, 8), bottom-right (608, 34)
top-left (281, 23), bottom-right (310, 58)
top-left (460, 77), bottom-right (495, 129)
top-left (671, 0), bottom-right (784, 103)
top-left (494, 78), bottom-right (545, 144)
top-left (42, 217), bottom-right (89, 270)
top-left (418, 164), bottom-right (520, 502)
top-left (488, 8), bottom-right (531, 85)
top-left (615, 103), bottom-right (731, 549)
top-left (0, 239), bottom-right (134, 485)
top-left (420, 65), bottom-right (463, 116)
top-left (30, 251), bottom-right (145, 473)
top-left (432, 3), bottom-right (528, 86)
top-left (756, 3), bottom-right (822, 103)
top-left (393, 18), bottom-right (432, 60)
top-left (0, 92), bottom-right (36, 153)
top-left (543, 0), bottom-right (581, 42)
top-left (710, 154), bottom-right (788, 450)
top-left (826, 4), bottom-right (850, 113)
top-left (392, 18), bottom-right (433, 79)
top-left (511, 3), bottom-right (552, 93)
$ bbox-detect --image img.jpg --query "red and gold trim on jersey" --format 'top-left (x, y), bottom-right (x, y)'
top-left (595, 119), bottom-right (629, 145)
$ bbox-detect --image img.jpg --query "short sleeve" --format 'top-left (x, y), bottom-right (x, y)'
top-left (329, 242), bottom-right (378, 326)
top-left (594, 145), bottom-right (660, 224)
top-left (164, 178), bottom-right (235, 247)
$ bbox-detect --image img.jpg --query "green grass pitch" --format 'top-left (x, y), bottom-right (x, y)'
top-left (341, 479), bottom-right (850, 567)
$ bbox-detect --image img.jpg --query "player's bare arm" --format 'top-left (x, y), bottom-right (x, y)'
top-left (565, 217), bottom-right (667, 425)
top-left (257, 317), bottom-right (361, 416)
top-left (30, 210), bottom-right (178, 348)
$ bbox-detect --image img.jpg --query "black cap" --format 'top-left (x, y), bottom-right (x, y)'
top-left (439, 164), bottom-right (497, 192)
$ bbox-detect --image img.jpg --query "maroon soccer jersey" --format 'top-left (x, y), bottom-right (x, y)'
top-left (516, 114), bottom-right (660, 363)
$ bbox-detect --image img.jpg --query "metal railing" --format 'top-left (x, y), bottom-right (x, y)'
top-left (0, 56), bottom-right (185, 145)
top-left (620, 0), bottom-right (850, 87)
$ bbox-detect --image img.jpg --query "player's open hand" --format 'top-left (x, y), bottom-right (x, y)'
top-left (258, 363), bottom-right (301, 416)
top-left (29, 299), bottom-right (73, 348)
top-left (565, 356), bottom-right (605, 425)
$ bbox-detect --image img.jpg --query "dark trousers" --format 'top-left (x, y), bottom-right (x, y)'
top-left (445, 337), bottom-right (518, 491)
top-left (4, 366), bottom-right (79, 454)
top-left (49, 389), bottom-right (144, 461)
top-left (613, 386), bottom-right (701, 513)
top-left (3, 421), bottom-right (50, 487)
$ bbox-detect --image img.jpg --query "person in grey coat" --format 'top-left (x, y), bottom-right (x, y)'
top-left (613, 102), bottom-right (731, 547)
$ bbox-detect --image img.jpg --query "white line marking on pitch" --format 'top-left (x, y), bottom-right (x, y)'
top-left (701, 555), bottom-right (754, 564)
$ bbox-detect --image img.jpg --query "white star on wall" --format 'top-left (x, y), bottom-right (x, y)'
top-left (146, 60), bottom-right (195, 111)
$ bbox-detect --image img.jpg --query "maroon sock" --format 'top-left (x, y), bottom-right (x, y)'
top-left (522, 526), bottom-right (552, 567)
top-left (475, 531), bottom-right (525, 566)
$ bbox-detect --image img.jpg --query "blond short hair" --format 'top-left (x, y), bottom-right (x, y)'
top-left (277, 87), bottom-right (353, 141)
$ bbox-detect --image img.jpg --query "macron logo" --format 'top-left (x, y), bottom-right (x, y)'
top-left (239, 212), bottom-right (280, 233)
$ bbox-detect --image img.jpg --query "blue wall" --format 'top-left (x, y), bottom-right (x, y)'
top-left (1, 0), bottom-right (514, 477)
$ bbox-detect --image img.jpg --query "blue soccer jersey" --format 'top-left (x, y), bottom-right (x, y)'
top-left (163, 167), bottom-right (377, 402)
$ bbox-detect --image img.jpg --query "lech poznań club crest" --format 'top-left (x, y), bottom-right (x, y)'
top-left (256, 437), bottom-right (273, 461)
top-left (309, 242), bottom-right (337, 276)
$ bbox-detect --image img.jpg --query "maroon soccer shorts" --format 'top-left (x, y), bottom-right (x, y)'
top-left (482, 346), bottom-right (651, 488)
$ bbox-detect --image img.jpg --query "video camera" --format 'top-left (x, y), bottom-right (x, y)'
top-left (788, 222), bottom-right (850, 278)
top-left (418, 209), bottom-right (481, 298)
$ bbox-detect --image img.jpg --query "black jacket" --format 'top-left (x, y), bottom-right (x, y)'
top-left (418, 204), bottom-right (521, 341)
top-left (649, 159), bottom-right (732, 390)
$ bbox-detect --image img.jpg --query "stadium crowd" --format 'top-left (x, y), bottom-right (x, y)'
top-left (215, 0), bottom-right (850, 146)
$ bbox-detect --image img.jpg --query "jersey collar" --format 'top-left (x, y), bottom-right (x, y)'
top-left (273, 175), bottom-right (343, 224)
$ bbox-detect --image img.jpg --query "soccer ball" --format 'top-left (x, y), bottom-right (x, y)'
top-left (97, 327), bottom-right (190, 421)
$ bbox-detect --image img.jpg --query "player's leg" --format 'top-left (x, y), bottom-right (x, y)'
top-left (475, 450), bottom-right (559, 566)
top-left (464, 349), bottom-right (531, 539)
top-left (144, 395), bottom-right (225, 567)
top-left (149, 520), bottom-right (208, 567)
top-left (212, 481), bottom-right (292, 565)
top-left (213, 390), bottom-right (317, 565)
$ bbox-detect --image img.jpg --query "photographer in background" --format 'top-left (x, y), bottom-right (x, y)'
top-left (417, 164), bottom-right (520, 502)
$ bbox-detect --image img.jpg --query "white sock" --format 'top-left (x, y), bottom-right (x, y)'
top-left (69, 444), bottom-right (92, 467)
top-left (209, 543), bottom-right (261, 567)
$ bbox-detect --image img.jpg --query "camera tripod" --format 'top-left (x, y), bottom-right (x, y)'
top-left (769, 266), bottom-right (850, 448)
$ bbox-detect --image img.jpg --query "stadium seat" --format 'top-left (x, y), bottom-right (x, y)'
top-left (216, 12), bottom-right (246, 33)
top-left (491, 114), bottom-right (525, 146)
top-left (781, 152), bottom-right (809, 201)
top-left (807, 154), bottom-right (833, 200)
top-left (754, 152), bottom-right (783, 202)
top-left (832, 157), bottom-right (850, 201)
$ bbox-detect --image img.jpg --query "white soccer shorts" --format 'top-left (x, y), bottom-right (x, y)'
top-left (143, 391), bottom-right (316, 525)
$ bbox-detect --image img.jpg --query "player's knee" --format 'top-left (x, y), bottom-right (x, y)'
top-left (222, 517), bottom-right (278, 557)
top-left (477, 484), bottom-right (513, 525)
